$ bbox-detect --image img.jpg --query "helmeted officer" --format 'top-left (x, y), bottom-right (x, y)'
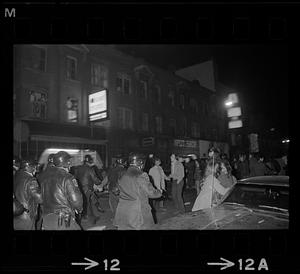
top-left (35, 153), bottom-right (57, 230)
top-left (114, 152), bottom-right (162, 230)
top-left (72, 154), bottom-right (102, 224)
top-left (13, 158), bottom-right (43, 230)
top-left (40, 151), bottom-right (83, 230)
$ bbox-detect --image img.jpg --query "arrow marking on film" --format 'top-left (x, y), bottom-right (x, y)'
top-left (71, 257), bottom-right (99, 270)
top-left (207, 257), bottom-right (235, 270)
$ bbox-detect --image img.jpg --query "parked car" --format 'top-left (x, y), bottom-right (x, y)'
top-left (155, 176), bottom-right (289, 230)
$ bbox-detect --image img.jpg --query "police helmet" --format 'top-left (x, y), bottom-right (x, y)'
top-left (115, 154), bottom-right (127, 166)
top-left (128, 152), bottom-right (146, 169)
top-left (84, 154), bottom-right (94, 164)
top-left (53, 151), bottom-right (72, 168)
top-left (48, 153), bottom-right (55, 163)
top-left (20, 158), bottom-right (37, 172)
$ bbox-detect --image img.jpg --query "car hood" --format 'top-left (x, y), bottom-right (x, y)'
top-left (154, 204), bottom-right (289, 230)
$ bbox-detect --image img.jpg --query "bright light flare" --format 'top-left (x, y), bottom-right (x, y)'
top-left (225, 101), bottom-right (233, 107)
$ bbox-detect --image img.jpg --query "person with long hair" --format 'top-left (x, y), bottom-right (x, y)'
top-left (192, 158), bottom-right (230, 212)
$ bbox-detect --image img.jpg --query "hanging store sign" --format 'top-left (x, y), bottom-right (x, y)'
top-left (228, 119), bottom-right (243, 129)
top-left (88, 89), bottom-right (108, 122)
top-left (174, 139), bottom-right (197, 148)
top-left (142, 137), bottom-right (155, 147)
top-left (227, 106), bottom-right (241, 118)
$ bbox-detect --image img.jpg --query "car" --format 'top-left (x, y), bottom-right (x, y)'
top-left (154, 176), bottom-right (289, 230)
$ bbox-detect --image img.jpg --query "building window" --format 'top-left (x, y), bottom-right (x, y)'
top-left (153, 85), bottom-right (161, 104)
top-left (191, 122), bottom-right (200, 138)
top-left (179, 94), bottom-right (185, 110)
top-left (66, 56), bottom-right (77, 80)
top-left (27, 89), bottom-right (48, 119)
top-left (190, 98), bottom-right (198, 113)
top-left (140, 80), bottom-right (148, 99)
top-left (116, 73), bottom-right (131, 95)
top-left (155, 116), bottom-right (163, 134)
top-left (169, 118), bottom-right (176, 136)
top-left (24, 46), bottom-right (47, 72)
top-left (168, 87), bottom-right (175, 107)
top-left (117, 107), bottom-right (133, 130)
top-left (179, 117), bottom-right (187, 136)
top-left (91, 63), bottom-right (108, 88)
top-left (142, 113), bottom-right (149, 132)
top-left (66, 97), bottom-right (79, 123)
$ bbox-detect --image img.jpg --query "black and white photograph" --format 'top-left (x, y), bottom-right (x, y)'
top-left (13, 44), bottom-right (289, 231)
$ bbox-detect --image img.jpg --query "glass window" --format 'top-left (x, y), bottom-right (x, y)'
top-left (168, 87), bottom-right (175, 106)
top-left (66, 56), bottom-right (77, 80)
top-left (117, 107), bottom-right (133, 130)
top-left (191, 122), bottom-right (200, 138)
top-left (153, 85), bottom-right (161, 104)
top-left (27, 89), bottom-right (48, 119)
top-left (142, 113), bottom-right (149, 132)
top-left (179, 94), bottom-right (185, 109)
top-left (25, 46), bottom-right (47, 72)
top-left (140, 80), bottom-right (148, 99)
top-left (169, 118), bottom-right (176, 136)
top-left (91, 63), bottom-right (108, 88)
top-left (116, 73), bottom-right (131, 94)
top-left (190, 98), bottom-right (198, 113)
top-left (66, 97), bottom-right (79, 123)
top-left (155, 116), bottom-right (163, 133)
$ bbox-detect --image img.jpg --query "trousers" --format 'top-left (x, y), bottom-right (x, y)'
top-left (171, 179), bottom-right (185, 213)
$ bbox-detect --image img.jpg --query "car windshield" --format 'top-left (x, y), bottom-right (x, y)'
top-left (222, 182), bottom-right (289, 212)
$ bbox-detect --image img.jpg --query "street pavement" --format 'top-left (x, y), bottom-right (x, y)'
top-left (81, 182), bottom-right (198, 230)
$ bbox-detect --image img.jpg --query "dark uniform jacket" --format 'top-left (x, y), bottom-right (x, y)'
top-left (40, 167), bottom-right (83, 217)
top-left (14, 170), bottom-right (42, 220)
top-left (73, 164), bottom-right (101, 194)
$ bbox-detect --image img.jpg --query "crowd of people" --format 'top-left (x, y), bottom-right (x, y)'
top-left (13, 148), bottom-right (288, 230)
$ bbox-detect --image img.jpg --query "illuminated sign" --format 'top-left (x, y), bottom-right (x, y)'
top-left (174, 139), bottom-right (197, 148)
top-left (227, 107), bottom-right (242, 118)
top-left (88, 89), bottom-right (108, 122)
top-left (228, 120), bottom-right (243, 129)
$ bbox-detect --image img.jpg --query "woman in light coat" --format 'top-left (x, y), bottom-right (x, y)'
top-left (192, 158), bottom-right (230, 212)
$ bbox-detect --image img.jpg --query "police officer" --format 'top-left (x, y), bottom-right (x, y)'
top-left (107, 155), bottom-right (127, 218)
top-left (13, 158), bottom-right (43, 230)
top-left (114, 153), bottom-right (162, 230)
top-left (35, 153), bottom-right (56, 230)
top-left (40, 151), bottom-right (83, 230)
top-left (73, 154), bottom-right (102, 224)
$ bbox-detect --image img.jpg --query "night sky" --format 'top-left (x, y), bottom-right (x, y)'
top-left (115, 44), bottom-right (288, 138)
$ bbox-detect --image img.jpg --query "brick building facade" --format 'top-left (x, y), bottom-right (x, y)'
top-left (13, 44), bottom-right (228, 166)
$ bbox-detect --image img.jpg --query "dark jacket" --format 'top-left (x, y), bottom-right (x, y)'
top-left (40, 167), bottom-right (83, 216)
top-left (73, 164), bottom-right (101, 194)
top-left (236, 160), bottom-right (250, 179)
top-left (14, 170), bottom-right (42, 220)
top-left (108, 165), bottom-right (126, 192)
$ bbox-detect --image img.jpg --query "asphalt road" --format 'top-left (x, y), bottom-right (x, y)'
top-left (81, 182), bottom-right (198, 230)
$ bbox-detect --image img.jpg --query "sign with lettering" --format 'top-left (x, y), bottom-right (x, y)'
top-left (89, 89), bottom-right (108, 122)
top-left (174, 139), bottom-right (197, 148)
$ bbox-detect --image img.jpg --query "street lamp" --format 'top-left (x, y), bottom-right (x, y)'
top-left (225, 100), bottom-right (233, 107)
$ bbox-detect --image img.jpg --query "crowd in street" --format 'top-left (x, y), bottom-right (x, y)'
top-left (13, 148), bottom-right (288, 230)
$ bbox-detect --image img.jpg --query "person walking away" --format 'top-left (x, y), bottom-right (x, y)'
top-left (149, 157), bottom-right (169, 211)
top-left (114, 153), bottom-right (162, 230)
top-left (169, 154), bottom-right (185, 214)
top-left (35, 154), bottom-right (55, 230)
top-left (192, 158), bottom-right (230, 211)
top-left (236, 153), bottom-right (250, 179)
top-left (107, 156), bottom-right (127, 218)
top-left (14, 158), bottom-right (43, 230)
top-left (40, 151), bottom-right (83, 230)
top-left (185, 156), bottom-right (196, 189)
top-left (73, 154), bottom-right (102, 224)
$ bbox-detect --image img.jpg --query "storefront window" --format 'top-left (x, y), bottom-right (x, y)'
top-left (66, 56), bottom-right (77, 80)
top-left (66, 97), bottom-right (79, 123)
top-left (27, 89), bottom-right (48, 119)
